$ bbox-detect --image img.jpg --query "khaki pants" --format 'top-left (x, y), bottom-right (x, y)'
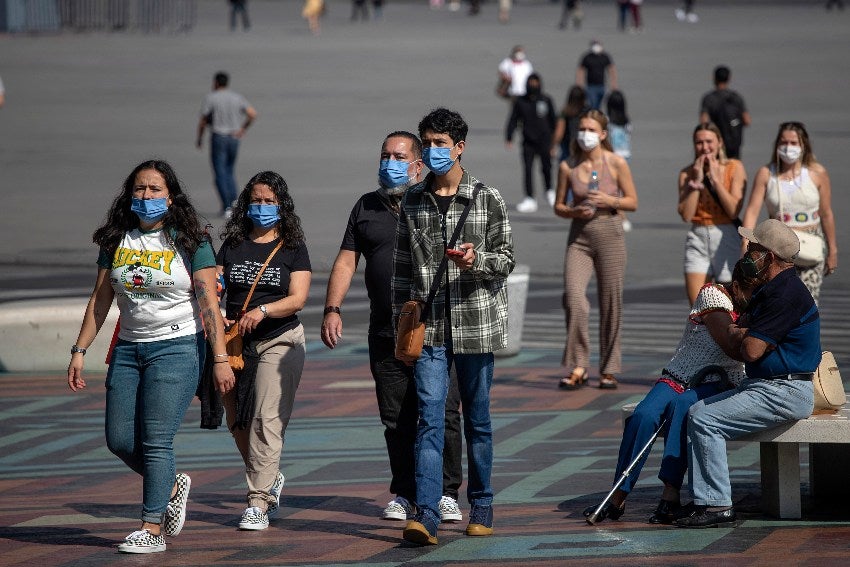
top-left (224, 324), bottom-right (305, 510)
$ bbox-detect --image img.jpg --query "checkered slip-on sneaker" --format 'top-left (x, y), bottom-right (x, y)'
top-left (267, 471), bottom-right (285, 518)
top-left (439, 495), bottom-right (463, 522)
top-left (382, 496), bottom-right (413, 520)
top-left (238, 506), bottom-right (270, 530)
top-left (163, 472), bottom-right (191, 536)
top-left (117, 529), bottom-right (166, 554)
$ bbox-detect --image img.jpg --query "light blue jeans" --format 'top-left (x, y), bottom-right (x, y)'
top-left (105, 332), bottom-right (204, 524)
top-left (413, 342), bottom-right (494, 528)
top-left (686, 378), bottom-right (813, 506)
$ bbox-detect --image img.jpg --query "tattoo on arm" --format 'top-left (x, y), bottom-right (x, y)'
top-left (202, 306), bottom-right (218, 344)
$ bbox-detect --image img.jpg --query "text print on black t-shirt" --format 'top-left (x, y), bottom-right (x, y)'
top-left (229, 261), bottom-right (281, 288)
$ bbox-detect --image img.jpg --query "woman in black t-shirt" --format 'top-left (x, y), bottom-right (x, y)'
top-left (217, 171), bottom-right (311, 531)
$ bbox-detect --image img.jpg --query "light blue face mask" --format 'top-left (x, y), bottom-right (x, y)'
top-left (130, 197), bottom-right (169, 224)
top-left (247, 204), bottom-right (280, 228)
top-left (378, 159), bottom-right (412, 190)
top-left (422, 146), bottom-right (456, 175)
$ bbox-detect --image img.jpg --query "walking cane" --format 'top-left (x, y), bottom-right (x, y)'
top-left (586, 417), bottom-right (668, 525)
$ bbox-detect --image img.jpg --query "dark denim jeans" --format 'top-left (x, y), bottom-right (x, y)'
top-left (368, 335), bottom-right (461, 502)
top-left (211, 133), bottom-right (240, 211)
top-left (413, 342), bottom-right (494, 528)
top-left (105, 332), bottom-right (204, 524)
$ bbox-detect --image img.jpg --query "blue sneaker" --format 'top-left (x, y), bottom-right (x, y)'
top-left (465, 504), bottom-right (493, 536)
top-left (403, 512), bottom-right (439, 546)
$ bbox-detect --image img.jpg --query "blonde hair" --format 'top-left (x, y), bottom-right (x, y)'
top-left (692, 122), bottom-right (728, 163)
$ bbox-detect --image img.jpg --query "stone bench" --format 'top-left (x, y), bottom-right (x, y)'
top-left (621, 402), bottom-right (850, 519)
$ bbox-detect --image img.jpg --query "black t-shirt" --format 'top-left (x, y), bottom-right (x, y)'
top-left (217, 238), bottom-right (311, 341)
top-left (580, 52), bottom-right (612, 86)
top-left (340, 192), bottom-right (400, 337)
top-left (700, 89), bottom-right (747, 157)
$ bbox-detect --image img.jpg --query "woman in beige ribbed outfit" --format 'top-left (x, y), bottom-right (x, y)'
top-left (553, 110), bottom-right (638, 390)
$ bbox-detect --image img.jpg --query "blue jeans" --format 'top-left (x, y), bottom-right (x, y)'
top-left (211, 133), bottom-right (240, 211)
top-left (105, 332), bottom-right (204, 524)
top-left (413, 343), bottom-right (494, 528)
top-left (585, 84), bottom-right (606, 110)
top-left (616, 381), bottom-right (723, 494)
top-left (687, 378), bottom-right (814, 506)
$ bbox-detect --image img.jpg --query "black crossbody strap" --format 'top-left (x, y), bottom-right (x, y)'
top-left (419, 182), bottom-right (484, 323)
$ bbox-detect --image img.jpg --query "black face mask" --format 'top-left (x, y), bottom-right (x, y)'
top-left (526, 85), bottom-right (541, 97)
top-left (740, 251), bottom-right (768, 279)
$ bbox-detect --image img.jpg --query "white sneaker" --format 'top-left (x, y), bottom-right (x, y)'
top-left (117, 529), bottom-right (166, 554)
top-left (516, 197), bottom-right (538, 213)
top-left (163, 472), bottom-right (191, 536)
top-left (622, 218), bottom-right (633, 232)
top-left (439, 495), bottom-right (463, 522)
top-left (448, 1), bottom-right (460, 11)
top-left (382, 496), bottom-right (413, 520)
top-left (223, 207), bottom-right (233, 220)
top-left (687, 12), bottom-right (699, 23)
top-left (545, 190), bottom-right (556, 207)
top-left (267, 471), bottom-right (285, 518)
top-left (239, 506), bottom-right (269, 530)
top-left (675, 8), bottom-right (686, 21)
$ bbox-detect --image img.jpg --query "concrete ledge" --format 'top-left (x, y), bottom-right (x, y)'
top-left (0, 298), bottom-right (118, 373)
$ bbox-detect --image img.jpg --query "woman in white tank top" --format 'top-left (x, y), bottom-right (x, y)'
top-left (741, 122), bottom-right (837, 303)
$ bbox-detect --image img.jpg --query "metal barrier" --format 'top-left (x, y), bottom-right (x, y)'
top-left (1, 0), bottom-right (196, 32)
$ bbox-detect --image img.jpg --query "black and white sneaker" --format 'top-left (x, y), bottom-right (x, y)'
top-left (267, 472), bottom-right (285, 518)
top-left (163, 472), bottom-right (191, 536)
top-left (117, 529), bottom-right (166, 554)
top-left (239, 506), bottom-right (269, 530)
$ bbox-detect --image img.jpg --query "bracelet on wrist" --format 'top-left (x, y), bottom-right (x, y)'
top-left (324, 306), bottom-right (341, 316)
top-left (213, 353), bottom-right (229, 359)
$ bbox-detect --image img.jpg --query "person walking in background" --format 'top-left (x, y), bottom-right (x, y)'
top-left (558, 0), bottom-right (582, 30)
top-left (302, 0), bottom-right (324, 34)
top-left (576, 40), bottom-right (616, 110)
top-left (506, 73), bottom-right (557, 213)
top-left (216, 171), bottom-right (311, 531)
top-left (394, 108), bottom-right (514, 546)
top-left (229, 0), bottom-right (250, 31)
top-left (321, 131), bottom-right (464, 525)
top-left (699, 66), bottom-right (750, 159)
top-left (677, 123), bottom-right (747, 305)
top-left (606, 90), bottom-right (633, 231)
top-left (582, 261), bottom-right (756, 524)
top-left (676, 0), bottom-right (698, 22)
top-left (497, 45), bottom-right (534, 100)
top-left (67, 159), bottom-right (235, 553)
top-left (552, 85), bottom-right (588, 164)
top-left (554, 110), bottom-right (638, 391)
top-left (197, 72), bottom-right (257, 218)
top-left (826, 0), bottom-right (845, 10)
top-left (740, 122), bottom-right (837, 304)
top-left (678, 219), bottom-right (820, 529)
top-left (0, 74), bottom-right (5, 107)
top-left (628, 0), bottom-right (643, 32)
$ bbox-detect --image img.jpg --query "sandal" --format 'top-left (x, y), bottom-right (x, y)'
top-left (599, 374), bottom-right (618, 390)
top-left (559, 368), bottom-right (588, 390)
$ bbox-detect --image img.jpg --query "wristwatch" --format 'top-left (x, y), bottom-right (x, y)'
top-left (71, 345), bottom-right (87, 355)
top-left (258, 304), bottom-right (268, 319)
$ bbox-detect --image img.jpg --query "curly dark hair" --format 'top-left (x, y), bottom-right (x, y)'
top-left (93, 159), bottom-right (206, 259)
top-left (220, 171), bottom-right (305, 249)
top-left (418, 108), bottom-right (468, 146)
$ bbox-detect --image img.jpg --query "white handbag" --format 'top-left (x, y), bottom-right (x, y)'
top-left (812, 351), bottom-right (845, 414)
top-left (776, 174), bottom-right (825, 268)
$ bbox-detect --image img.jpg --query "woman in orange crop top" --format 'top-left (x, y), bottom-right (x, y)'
top-left (554, 110), bottom-right (638, 391)
top-left (741, 121), bottom-right (837, 303)
top-left (677, 122), bottom-right (747, 305)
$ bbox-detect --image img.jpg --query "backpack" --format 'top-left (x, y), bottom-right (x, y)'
top-left (715, 91), bottom-right (744, 156)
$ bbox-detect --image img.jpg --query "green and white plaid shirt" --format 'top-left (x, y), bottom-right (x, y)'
top-left (392, 170), bottom-right (515, 354)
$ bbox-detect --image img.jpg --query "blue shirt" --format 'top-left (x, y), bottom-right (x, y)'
top-left (744, 268), bottom-right (820, 379)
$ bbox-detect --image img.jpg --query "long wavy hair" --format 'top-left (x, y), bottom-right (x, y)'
top-left (220, 171), bottom-right (305, 249)
top-left (771, 121), bottom-right (816, 169)
top-left (93, 159), bottom-right (205, 259)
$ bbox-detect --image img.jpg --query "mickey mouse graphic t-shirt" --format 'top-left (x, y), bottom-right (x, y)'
top-left (97, 228), bottom-right (215, 342)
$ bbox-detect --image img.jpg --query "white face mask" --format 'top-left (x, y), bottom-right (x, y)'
top-left (577, 131), bottom-right (600, 152)
top-left (591, 43), bottom-right (603, 54)
top-left (777, 144), bottom-right (802, 164)
top-left (513, 51), bottom-right (525, 61)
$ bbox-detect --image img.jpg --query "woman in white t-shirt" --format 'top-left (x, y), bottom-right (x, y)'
top-left (67, 160), bottom-right (235, 554)
top-left (741, 122), bottom-right (837, 303)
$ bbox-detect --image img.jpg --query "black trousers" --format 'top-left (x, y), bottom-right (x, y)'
top-left (369, 335), bottom-right (462, 502)
top-left (522, 140), bottom-right (553, 198)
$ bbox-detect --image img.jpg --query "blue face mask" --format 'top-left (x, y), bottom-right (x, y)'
top-left (131, 197), bottom-right (169, 224)
top-left (422, 146), bottom-right (456, 175)
top-left (378, 159), bottom-right (412, 189)
top-left (247, 204), bottom-right (280, 228)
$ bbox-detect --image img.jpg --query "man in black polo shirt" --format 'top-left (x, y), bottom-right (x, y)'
top-left (320, 131), bottom-right (463, 524)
